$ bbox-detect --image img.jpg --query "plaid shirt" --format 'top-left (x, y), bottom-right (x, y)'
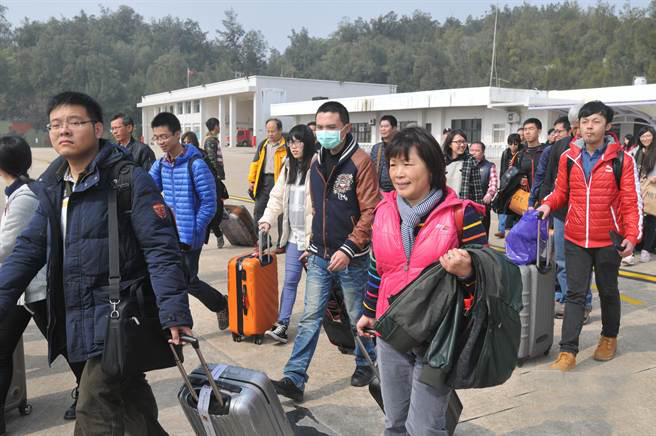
top-left (458, 154), bottom-right (485, 204)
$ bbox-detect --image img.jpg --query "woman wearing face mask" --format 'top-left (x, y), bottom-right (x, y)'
top-left (356, 127), bottom-right (487, 435)
top-left (181, 131), bottom-right (200, 149)
top-left (258, 125), bottom-right (316, 343)
top-left (442, 129), bottom-right (484, 205)
top-left (0, 136), bottom-right (84, 431)
top-left (495, 133), bottom-right (523, 238)
top-left (625, 126), bottom-right (656, 264)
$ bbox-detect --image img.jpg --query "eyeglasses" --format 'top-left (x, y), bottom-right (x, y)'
top-left (151, 134), bottom-right (172, 143)
top-left (47, 119), bottom-right (95, 132)
top-left (553, 129), bottom-right (567, 134)
top-left (289, 140), bottom-right (304, 148)
top-left (452, 140), bottom-right (467, 145)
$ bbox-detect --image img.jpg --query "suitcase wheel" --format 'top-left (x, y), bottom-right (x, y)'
top-left (338, 346), bottom-right (352, 355)
top-left (18, 402), bottom-right (32, 416)
top-left (254, 335), bottom-right (263, 345)
top-left (544, 346), bottom-right (551, 356)
top-left (232, 333), bottom-right (242, 343)
top-left (516, 358), bottom-right (525, 368)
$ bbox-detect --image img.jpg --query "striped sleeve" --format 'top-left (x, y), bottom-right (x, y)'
top-left (362, 251), bottom-right (380, 318)
top-left (460, 205), bottom-right (488, 245)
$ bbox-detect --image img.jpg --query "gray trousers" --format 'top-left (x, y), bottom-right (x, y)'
top-left (378, 339), bottom-right (452, 436)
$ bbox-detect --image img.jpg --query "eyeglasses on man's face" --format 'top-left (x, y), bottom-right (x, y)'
top-left (47, 119), bottom-right (95, 132)
top-left (152, 134), bottom-right (173, 144)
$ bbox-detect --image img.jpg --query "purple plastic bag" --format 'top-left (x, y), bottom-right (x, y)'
top-left (505, 210), bottom-right (548, 265)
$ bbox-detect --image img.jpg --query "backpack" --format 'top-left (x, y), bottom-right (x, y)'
top-left (187, 151), bottom-right (230, 243)
top-left (566, 149), bottom-right (624, 189)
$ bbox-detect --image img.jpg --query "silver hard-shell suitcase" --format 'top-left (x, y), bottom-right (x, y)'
top-left (517, 217), bottom-right (555, 365)
top-left (171, 336), bottom-right (293, 436)
top-left (4, 338), bottom-right (32, 416)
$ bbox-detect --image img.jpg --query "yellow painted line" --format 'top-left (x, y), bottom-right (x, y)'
top-left (228, 195), bottom-right (255, 204)
top-left (490, 245), bottom-right (656, 284)
top-left (620, 295), bottom-right (646, 305)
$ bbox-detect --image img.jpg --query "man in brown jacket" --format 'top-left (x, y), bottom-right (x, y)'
top-left (272, 101), bottom-right (380, 402)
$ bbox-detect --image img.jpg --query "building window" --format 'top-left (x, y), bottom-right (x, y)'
top-left (177, 102), bottom-right (184, 114)
top-left (451, 119), bottom-right (482, 143)
top-left (425, 123), bottom-right (432, 134)
top-left (400, 120), bottom-right (417, 130)
top-left (492, 123), bottom-right (505, 144)
top-left (194, 100), bottom-right (201, 113)
top-left (185, 101), bottom-right (192, 114)
top-left (168, 105), bottom-right (174, 113)
top-left (193, 124), bottom-right (201, 137)
top-left (352, 123), bottom-right (371, 143)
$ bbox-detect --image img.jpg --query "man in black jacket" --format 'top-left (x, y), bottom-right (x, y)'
top-left (514, 118), bottom-right (547, 197)
top-left (110, 113), bottom-right (155, 170)
top-left (0, 92), bottom-right (193, 434)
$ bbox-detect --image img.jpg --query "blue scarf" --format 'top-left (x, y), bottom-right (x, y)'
top-left (396, 189), bottom-right (442, 262)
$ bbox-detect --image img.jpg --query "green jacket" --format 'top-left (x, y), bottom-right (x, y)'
top-left (375, 246), bottom-right (522, 390)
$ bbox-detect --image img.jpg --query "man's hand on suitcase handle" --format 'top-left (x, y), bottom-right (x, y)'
top-left (258, 222), bottom-right (271, 233)
top-left (169, 326), bottom-right (194, 345)
top-left (536, 204), bottom-right (550, 220)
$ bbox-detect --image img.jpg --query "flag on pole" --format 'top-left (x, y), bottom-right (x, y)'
top-left (186, 68), bottom-right (195, 87)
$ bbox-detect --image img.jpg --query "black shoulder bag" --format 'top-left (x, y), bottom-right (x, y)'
top-left (101, 162), bottom-right (182, 378)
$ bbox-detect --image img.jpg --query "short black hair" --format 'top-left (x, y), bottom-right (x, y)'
top-left (471, 141), bottom-right (486, 152)
top-left (553, 116), bottom-right (571, 132)
top-left (306, 121), bottom-right (316, 128)
top-left (380, 115), bottom-right (398, 128)
top-left (522, 118), bottom-right (542, 130)
top-left (111, 113), bottom-right (134, 126)
top-left (0, 135), bottom-right (31, 179)
top-left (206, 117), bottom-right (220, 131)
top-left (442, 127), bottom-right (452, 135)
top-left (578, 100), bottom-right (614, 123)
top-left (316, 101), bottom-right (349, 125)
top-left (507, 133), bottom-right (521, 145)
top-left (387, 126), bottom-right (446, 192)
top-left (265, 118), bottom-right (283, 131)
top-left (548, 128), bottom-right (555, 135)
top-left (151, 112), bottom-right (181, 134)
top-left (47, 91), bottom-right (103, 123)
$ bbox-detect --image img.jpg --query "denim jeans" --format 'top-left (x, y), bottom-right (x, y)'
top-left (278, 242), bottom-right (304, 325)
top-left (377, 339), bottom-right (451, 436)
top-left (553, 218), bottom-right (592, 309)
top-left (497, 213), bottom-right (506, 233)
top-left (283, 254), bottom-right (376, 391)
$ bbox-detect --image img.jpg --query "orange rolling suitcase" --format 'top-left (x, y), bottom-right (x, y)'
top-left (228, 231), bottom-right (278, 344)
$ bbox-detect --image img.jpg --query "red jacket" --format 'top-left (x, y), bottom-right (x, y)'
top-left (544, 136), bottom-right (643, 248)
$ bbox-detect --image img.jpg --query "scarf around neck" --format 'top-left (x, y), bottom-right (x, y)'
top-left (397, 188), bottom-right (443, 262)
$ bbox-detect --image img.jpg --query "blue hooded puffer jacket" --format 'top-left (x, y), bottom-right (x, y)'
top-left (149, 144), bottom-right (217, 249)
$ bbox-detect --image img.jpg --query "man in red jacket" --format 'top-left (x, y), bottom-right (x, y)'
top-left (537, 100), bottom-right (643, 371)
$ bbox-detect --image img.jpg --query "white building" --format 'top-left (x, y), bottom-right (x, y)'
top-left (271, 84), bottom-right (656, 158)
top-left (137, 76), bottom-right (396, 147)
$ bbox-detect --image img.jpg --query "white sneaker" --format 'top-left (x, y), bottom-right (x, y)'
top-left (640, 250), bottom-right (651, 263)
top-left (621, 254), bottom-right (637, 266)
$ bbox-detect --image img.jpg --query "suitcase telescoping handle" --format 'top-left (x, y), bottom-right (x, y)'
top-left (353, 330), bottom-right (380, 380)
top-left (536, 211), bottom-right (553, 272)
top-left (257, 229), bottom-right (273, 266)
top-left (169, 335), bottom-right (225, 408)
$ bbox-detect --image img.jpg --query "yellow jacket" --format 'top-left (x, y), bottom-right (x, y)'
top-left (248, 137), bottom-right (287, 196)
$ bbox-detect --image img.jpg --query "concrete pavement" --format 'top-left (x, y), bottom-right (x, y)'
top-left (2, 146), bottom-right (655, 435)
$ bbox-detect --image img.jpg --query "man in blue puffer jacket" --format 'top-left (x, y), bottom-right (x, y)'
top-left (149, 112), bottom-right (229, 330)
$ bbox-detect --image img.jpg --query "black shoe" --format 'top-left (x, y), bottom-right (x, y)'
top-left (350, 365), bottom-right (375, 387)
top-left (271, 377), bottom-right (303, 402)
top-left (64, 386), bottom-right (78, 420)
top-left (217, 304), bottom-right (229, 331)
top-left (265, 323), bottom-right (288, 344)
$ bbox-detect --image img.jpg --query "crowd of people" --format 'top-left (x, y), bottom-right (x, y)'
top-left (0, 91), bottom-right (652, 435)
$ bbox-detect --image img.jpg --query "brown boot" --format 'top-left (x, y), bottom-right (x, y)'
top-left (593, 336), bottom-right (617, 361)
top-left (549, 352), bottom-right (576, 371)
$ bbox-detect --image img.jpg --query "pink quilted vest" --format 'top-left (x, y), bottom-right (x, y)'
top-left (372, 188), bottom-right (476, 318)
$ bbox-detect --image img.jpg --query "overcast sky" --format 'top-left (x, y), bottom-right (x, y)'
top-left (2, 0), bottom-right (652, 51)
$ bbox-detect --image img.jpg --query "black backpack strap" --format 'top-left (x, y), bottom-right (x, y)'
top-left (107, 172), bottom-right (122, 304)
top-left (613, 150), bottom-right (624, 189)
top-left (111, 160), bottom-right (134, 216)
top-left (187, 155), bottom-right (201, 200)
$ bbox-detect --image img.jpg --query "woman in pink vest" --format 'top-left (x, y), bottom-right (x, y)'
top-left (356, 127), bottom-right (487, 435)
